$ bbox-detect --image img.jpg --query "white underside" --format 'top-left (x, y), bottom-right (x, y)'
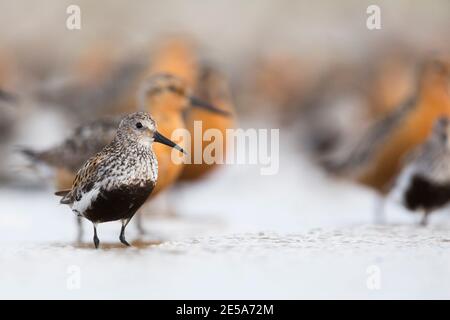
top-left (388, 165), bottom-right (415, 205)
top-left (71, 187), bottom-right (100, 216)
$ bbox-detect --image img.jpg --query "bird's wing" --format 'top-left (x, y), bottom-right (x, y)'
top-left (401, 143), bottom-right (425, 166)
top-left (322, 95), bottom-right (418, 175)
top-left (59, 152), bottom-right (108, 205)
top-left (55, 190), bottom-right (71, 197)
top-left (57, 117), bottom-right (119, 171)
top-left (21, 117), bottom-right (119, 172)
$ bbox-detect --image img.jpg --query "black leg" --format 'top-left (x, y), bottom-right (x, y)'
top-left (420, 210), bottom-right (430, 227)
top-left (93, 223), bottom-right (100, 249)
top-left (76, 216), bottom-right (83, 243)
top-left (120, 218), bottom-right (132, 246)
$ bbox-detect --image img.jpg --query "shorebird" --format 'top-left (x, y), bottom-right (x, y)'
top-left (96, 36), bottom-right (198, 118)
top-left (365, 46), bottom-right (416, 118)
top-left (21, 116), bottom-right (121, 191)
top-left (323, 57), bottom-right (450, 193)
top-left (20, 117), bottom-right (120, 242)
top-left (22, 73), bottom-right (227, 237)
top-left (55, 112), bottom-right (184, 249)
top-left (298, 64), bottom-right (373, 165)
top-left (147, 36), bottom-right (198, 89)
top-left (389, 117), bottom-right (450, 226)
top-left (138, 73), bottom-right (230, 194)
top-left (180, 64), bottom-right (235, 181)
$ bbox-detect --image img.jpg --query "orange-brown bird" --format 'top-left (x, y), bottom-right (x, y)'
top-left (179, 64), bottom-right (236, 181)
top-left (74, 43), bottom-right (119, 86)
top-left (101, 36), bottom-right (199, 127)
top-left (147, 36), bottom-right (199, 88)
top-left (138, 74), bottom-right (189, 195)
top-left (326, 56), bottom-right (450, 195)
top-left (138, 72), bottom-right (230, 192)
top-left (0, 48), bottom-right (19, 91)
top-left (365, 50), bottom-right (416, 119)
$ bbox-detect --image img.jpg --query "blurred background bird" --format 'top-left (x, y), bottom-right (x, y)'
top-left (388, 116), bottom-right (450, 226)
top-left (355, 56), bottom-right (450, 194)
top-left (20, 117), bottom-right (121, 190)
top-left (147, 36), bottom-right (199, 89)
top-left (0, 92), bottom-right (17, 182)
top-left (137, 73), bottom-right (229, 196)
top-left (318, 56), bottom-right (450, 184)
top-left (179, 64), bottom-right (236, 181)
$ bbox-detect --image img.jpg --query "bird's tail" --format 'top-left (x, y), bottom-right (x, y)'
top-left (55, 190), bottom-right (72, 204)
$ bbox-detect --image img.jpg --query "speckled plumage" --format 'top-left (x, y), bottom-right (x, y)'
top-left (57, 112), bottom-right (165, 248)
top-left (61, 130), bottom-right (158, 219)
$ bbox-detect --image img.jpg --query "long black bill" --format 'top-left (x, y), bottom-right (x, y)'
top-left (154, 131), bottom-right (186, 154)
top-left (189, 96), bottom-right (231, 116)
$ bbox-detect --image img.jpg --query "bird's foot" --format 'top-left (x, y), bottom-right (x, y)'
top-left (120, 236), bottom-right (131, 247)
top-left (93, 235), bottom-right (100, 249)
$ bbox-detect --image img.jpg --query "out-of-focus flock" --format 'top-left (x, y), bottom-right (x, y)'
top-left (0, 1), bottom-right (449, 236)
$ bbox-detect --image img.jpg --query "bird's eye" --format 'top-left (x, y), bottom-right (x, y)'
top-left (136, 122), bottom-right (143, 129)
top-left (168, 85), bottom-right (183, 95)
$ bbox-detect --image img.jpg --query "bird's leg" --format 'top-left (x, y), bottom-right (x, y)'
top-left (135, 213), bottom-right (147, 236)
top-left (373, 195), bottom-right (387, 225)
top-left (420, 210), bottom-right (430, 227)
top-left (93, 223), bottom-right (100, 249)
top-left (76, 216), bottom-right (83, 243)
top-left (120, 218), bottom-right (132, 246)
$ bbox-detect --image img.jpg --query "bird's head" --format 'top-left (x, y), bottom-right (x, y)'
top-left (138, 73), bottom-right (230, 116)
top-left (118, 111), bottom-right (185, 153)
top-left (418, 56), bottom-right (450, 100)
